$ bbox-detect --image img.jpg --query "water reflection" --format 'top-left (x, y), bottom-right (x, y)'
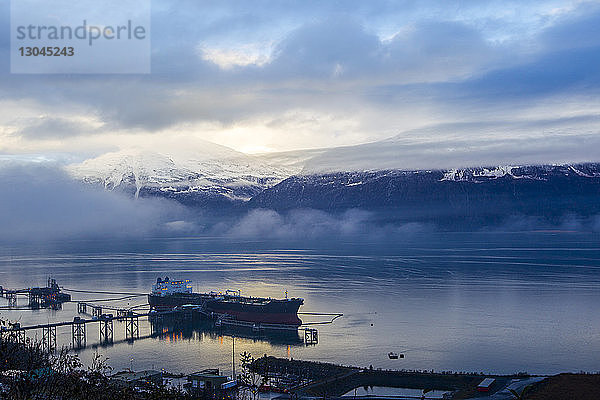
top-left (148, 315), bottom-right (305, 347)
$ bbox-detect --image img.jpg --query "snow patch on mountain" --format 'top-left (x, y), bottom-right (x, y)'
top-left (437, 164), bottom-right (600, 183)
top-left (67, 150), bottom-right (194, 198)
top-left (66, 145), bottom-right (294, 202)
top-left (568, 165), bottom-right (600, 178)
top-left (441, 166), bottom-right (520, 181)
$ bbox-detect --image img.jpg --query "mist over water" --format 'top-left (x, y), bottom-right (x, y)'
top-left (1, 232), bottom-right (599, 376)
top-left (0, 164), bottom-right (431, 241)
top-left (3, 163), bottom-right (600, 246)
top-left (0, 164), bottom-right (191, 240)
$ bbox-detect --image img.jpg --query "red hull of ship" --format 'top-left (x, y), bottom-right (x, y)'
top-left (148, 293), bottom-right (304, 326)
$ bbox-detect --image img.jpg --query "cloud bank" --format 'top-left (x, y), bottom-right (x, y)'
top-left (220, 208), bottom-right (429, 240)
top-left (2, 164), bottom-right (599, 245)
top-left (0, 164), bottom-right (430, 242)
top-left (0, 1), bottom-right (599, 160)
top-left (0, 164), bottom-right (189, 241)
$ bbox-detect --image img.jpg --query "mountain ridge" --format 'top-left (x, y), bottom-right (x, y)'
top-left (248, 163), bottom-right (600, 226)
top-left (63, 142), bottom-right (600, 226)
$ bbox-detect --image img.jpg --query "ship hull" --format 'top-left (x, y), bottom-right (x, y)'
top-left (148, 293), bottom-right (303, 326)
top-left (148, 293), bottom-right (211, 310)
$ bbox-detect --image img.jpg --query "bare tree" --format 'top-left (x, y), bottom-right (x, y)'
top-left (237, 352), bottom-right (267, 400)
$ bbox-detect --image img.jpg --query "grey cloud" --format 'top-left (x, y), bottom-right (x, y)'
top-left (0, 1), bottom-right (8, 72)
top-left (302, 119), bottom-right (600, 173)
top-left (0, 13), bottom-right (518, 137)
top-left (268, 17), bottom-right (382, 79)
top-left (539, 4), bottom-right (600, 52)
top-left (488, 214), bottom-right (600, 233)
top-left (0, 0), bottom-right (599, 155)
top-left (263, 17), bottom-right (500, 83)
top-left (383, 20), bottom-right (499, 81)
top-left (0, 163), bottom-right (192, 241)
top-left (17, 116), bottom-right (96, 139)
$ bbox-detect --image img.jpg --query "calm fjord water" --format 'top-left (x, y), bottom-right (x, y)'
top-left (0, 232), bottom-right (599, 375)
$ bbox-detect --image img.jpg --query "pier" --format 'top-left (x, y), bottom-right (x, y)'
top-left (0, 305), bottom-right (322, 350)
top-left (77, 302), bottom-right (133, 318)
top-left (1, 281), bottom-right (329, 351)
top-left (0, 310), bottom-right (177, 350)
top-left (0, 279), bottom-right (71, 309)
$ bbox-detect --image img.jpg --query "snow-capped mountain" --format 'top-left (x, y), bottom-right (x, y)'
top-left (249, 163), bottom-right (600, 225)
top-left (64, 135), bottom-right (600, 227)
top-left (66, 144), bottom-right (293, 206)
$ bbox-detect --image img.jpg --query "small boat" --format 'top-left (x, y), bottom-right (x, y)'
top-left (388, 352), bottom-right (405, 359)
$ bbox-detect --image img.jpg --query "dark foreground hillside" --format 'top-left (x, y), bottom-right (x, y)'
top-left (526, 373), bottom-right (600, 400)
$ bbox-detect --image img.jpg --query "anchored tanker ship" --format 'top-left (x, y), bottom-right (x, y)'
top-left (148, 277), bottom-right (304, 326)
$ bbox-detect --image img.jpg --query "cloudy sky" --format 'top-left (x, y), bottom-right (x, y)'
top-left (1, 0), bottom-right (599, 161)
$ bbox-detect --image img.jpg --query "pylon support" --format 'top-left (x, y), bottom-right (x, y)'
top-left (99, 317), bottom-right (113, 344)
top-left (7, 292), bottom-right (17, 307)
top-left (125, 312), bottom-right (139, 341)
top-left (42, 326), bottom-right (57, 352)
top-left (304, 328), bottom-right (318, 345)
top-left (72, 319), bottom-right (86, 349)
top-left (92, 306), bottom-right (102, 318)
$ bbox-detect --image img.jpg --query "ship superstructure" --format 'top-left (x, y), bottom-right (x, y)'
top-left (152, 277), bottom-right (193, 296)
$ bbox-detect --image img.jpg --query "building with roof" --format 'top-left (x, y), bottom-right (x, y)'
top-left (111, 370), bottom-right (163, 388)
